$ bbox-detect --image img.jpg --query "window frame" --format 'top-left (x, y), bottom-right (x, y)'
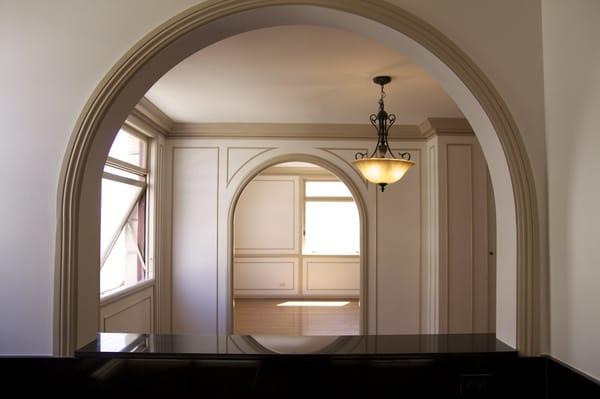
top-left (301, 177), bottom-right (360, 256)
top-left (100, 125), bottom-right (153, 298)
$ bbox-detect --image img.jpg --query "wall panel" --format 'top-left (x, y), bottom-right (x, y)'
top-left (234, 176), bottom-right (299, 254)
top-left (171, 147), bottom-right (219, 335)
top-left (376, 149), bottom-right (422, 334)
top-left (100, 285), bottom-right (154, 333)
top-left (303, 257), bottom-right (360, 296)
top-left (234, 258), bottom-right (298, 296)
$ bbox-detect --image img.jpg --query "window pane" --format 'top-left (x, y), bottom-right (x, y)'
top-left (304, 201), bottom-right (360, 255)
top-left (100, 202), bottom-right (145, 296)
top-left (305, 181), bottom-right (352, 197)
top-left (101, 178), bottom-right (143, 256)
top-left (108, 129), bottom-right (146, 168)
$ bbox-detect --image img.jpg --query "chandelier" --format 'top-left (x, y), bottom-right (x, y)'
top-left (353, 76), bottom-right (415, 192)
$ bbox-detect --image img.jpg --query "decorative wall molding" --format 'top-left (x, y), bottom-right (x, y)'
top-left (316, 148), bottom-right (370, 189)
top-left (302, 257), bottom-right (360, 296)
top-left (99, 285), bottom-right (154, 333)
top-left (152, 114), bottom-right (474, 141)
top-left (419, 117), bottom-right (474, 138)
top-left (226, 147), bottom-right (276, 184)
top-left (170, 122), bottom-right (422, 139)
top-left (234, 175), bottom-right (300, 255)
top-left (233, 257), bottom-right (299, 296)
top-left (129, 97), bottom-right (174, 136)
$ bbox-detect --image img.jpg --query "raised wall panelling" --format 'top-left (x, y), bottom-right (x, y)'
top-left (170, 147), bottom-right (219, 335)
top-left (317, 147), bottom-right (370, 189)
top-left (234, 175), bottom-right (300, 255)
top-left (376, 149), bottom-right (422, 334)
top-left (100, 285), bottom-right (154, 333)
top-left (302, 257), bottom-right (360, 296)
top-left (160, 126), bottom-right (489, 337)
top-left (429, 135), bottom-right (494, 334)
top-left (226, 147), bottom-right (275, 184)
top-left (233, 258), bottom-right (299, 296)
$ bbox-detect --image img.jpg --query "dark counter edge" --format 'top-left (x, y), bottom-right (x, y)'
top-left (75, 333), bottom-right (517, 360)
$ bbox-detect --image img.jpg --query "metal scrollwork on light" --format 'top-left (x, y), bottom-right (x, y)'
top-left (352, 76), bottom-right (416, 192)
top-left (354, 151), bottom-right (369, 160)
top-left (398, 152), bottom-right (411, 161)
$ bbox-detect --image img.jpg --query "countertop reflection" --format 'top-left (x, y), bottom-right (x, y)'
top-left (76, 333), bottom-right (516, 359)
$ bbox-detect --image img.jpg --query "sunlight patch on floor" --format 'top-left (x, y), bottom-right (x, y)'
top-left (277, 301), bottom-right (349, 307)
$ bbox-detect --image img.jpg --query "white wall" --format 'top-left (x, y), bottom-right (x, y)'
top-left (0, 0), bottom-right (545, 354)
top-left (543, 0), bottom-right (600, 380)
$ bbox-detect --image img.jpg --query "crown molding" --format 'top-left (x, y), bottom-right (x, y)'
top-left (128, 97), bottom-right (174, 136)
top-left (169, 122), bottom-right (425, 139)
top-left (419, 117), bottom-right (473, 138)
top-left (134, 96), bottom-right (472, 141)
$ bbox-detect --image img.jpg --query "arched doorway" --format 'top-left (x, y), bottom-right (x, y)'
top-left (55, 1), bottom-right (542, 355)
top-left (228, 156), bottom-right (368, 335)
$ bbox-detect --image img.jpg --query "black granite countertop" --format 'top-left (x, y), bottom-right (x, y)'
top-left (76, 333), bottom-right (516, 360)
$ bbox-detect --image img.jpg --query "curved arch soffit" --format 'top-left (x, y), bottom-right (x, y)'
top-left (55, 0), bottom-right (542, 355)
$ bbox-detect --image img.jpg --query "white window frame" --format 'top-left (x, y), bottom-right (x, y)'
top-left (302, 178), bottom-right (360, 256)
top-left (100, 126), bottom-right (152, 298)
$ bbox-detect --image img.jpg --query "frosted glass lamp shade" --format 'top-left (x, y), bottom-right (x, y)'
top-left (353, 158), bottom-right (415, 189)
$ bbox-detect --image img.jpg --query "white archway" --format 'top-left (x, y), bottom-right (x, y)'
top-left (55, 1), bottom-right (542, 355)
top-left (226, 151), bottom-right (370, 334)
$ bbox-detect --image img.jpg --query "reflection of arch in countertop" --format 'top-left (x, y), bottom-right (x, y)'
top-left (228, 335), bottom-right (365, 355)
top-left (248, 335), bottom-right (341, 354)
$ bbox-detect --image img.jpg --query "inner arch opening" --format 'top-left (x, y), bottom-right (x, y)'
top-left (231, 161), bottom-right (363, 336)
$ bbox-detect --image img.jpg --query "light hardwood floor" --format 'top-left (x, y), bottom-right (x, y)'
top-left (233, 299), bottom-right (359, 336)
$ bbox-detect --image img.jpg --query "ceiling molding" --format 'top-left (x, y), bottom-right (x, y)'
top-left (129, 97), bottom-right (174, 136)
top-left (169, 122), bottom-right (424, 139)
top-left (419, 117), bottom-right (473, 138)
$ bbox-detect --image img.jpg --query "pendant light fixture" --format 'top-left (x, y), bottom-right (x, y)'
top-left (353, 76), bottom-right (415, 192)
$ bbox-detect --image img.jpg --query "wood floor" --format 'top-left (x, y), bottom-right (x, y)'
top-left (233, 299), bottom-right (360, 336)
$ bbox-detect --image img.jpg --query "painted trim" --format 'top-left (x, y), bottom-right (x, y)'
top-left (99, 279), bottom-right (155, 307)
top-left (168, 118), bottom-right (472, 140)
top-left (226, 146), bottom-right (276, 184)
top-left (233, 257), bottom-right (299, 296)
top-left (55, 0), bottom-right (543, 355)
top-left (129, 97), bottom-right (174, 136)
top-left (171, 122), bottom-right (422, 138)
top-left (233, 175), bottom-right (300, 254)
top-left (419, 117), bottom-right (473, 138)
top-left (226, 153), bottom-right (369, 335)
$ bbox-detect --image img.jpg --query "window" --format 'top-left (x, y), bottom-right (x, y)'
top-left (100, 129), bottom-right (149, 296)
top-left (303, 180), bottom-right (360, 255)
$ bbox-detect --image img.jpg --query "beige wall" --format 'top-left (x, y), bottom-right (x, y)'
top-left (166, 135), bottom-right (490, 336)
top-left (0, 1), bottom-right (545, 354)
top-left (543, 0), bottom-right (600, 380)
top-left (233, 174), bottom-right (360, 297)
top-left (164, 137), bottom-right (424, 335)
top-left (428, 135), bottom-right (495, 334)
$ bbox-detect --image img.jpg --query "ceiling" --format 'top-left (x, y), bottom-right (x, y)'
top-left (145, 25), bottom-right (463, 125)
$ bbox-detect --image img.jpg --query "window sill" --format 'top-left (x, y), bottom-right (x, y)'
top-left (100, 279), bottom-right (155, 306)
